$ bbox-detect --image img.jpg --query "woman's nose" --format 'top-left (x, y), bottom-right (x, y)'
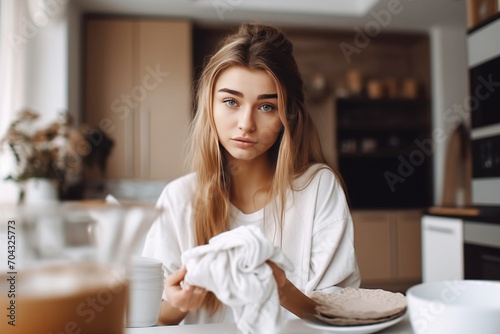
top-left (237, 107), bottom-right (255, 132)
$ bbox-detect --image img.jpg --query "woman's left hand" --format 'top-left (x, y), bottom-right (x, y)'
top-left (267, 261), bottom-right (287, 295)
top-left (267, 260), bottom-right (319, 320)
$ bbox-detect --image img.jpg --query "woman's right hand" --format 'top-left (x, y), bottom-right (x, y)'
top-left (165, 267), bottom-right (208, 312)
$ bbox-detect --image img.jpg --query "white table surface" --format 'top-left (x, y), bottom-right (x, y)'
top-left (126, 315), bottom-right (414, 334)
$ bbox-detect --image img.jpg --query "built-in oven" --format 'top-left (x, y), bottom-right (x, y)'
top-left (464, 221), bottom-right (500, 280)
top-left (468, 15), bottom-right (500, 207)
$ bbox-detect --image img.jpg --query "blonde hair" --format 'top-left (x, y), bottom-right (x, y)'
top-left (187, 23), bottom-right (344, 313)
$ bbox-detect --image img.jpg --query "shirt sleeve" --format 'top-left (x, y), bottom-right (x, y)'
top-left (142, 184), bottom-right (186, 300)
top-left (305, 168), bottom-right (361, 293)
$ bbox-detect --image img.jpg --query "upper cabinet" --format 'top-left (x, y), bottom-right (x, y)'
top-left (84, 17), bottom-right (192, 180)
top-left (467, 0), bottom-right (499, 30)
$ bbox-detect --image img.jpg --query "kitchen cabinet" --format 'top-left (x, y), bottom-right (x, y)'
top-left (421, 215), bottom-right (464, 282)
top-left (467, 0), bottom-right (499, 29)
top-left (336, 98), bottom-right (433, 209)
top-left (352, 210), bottom-right (422, 292)
top-left (84, 17), bottom-right (192, 180)
top-left (353, 211), bottom-right (392, 280)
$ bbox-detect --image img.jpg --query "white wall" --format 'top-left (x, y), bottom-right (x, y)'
top-left (25, 21), bottom-right (67, 122)
top-left (0, 0), bottom-right (82, 203)
top-left (68, 0), bottom-right (82, 125)
top-left (429, 25), bottom-right (469, 205)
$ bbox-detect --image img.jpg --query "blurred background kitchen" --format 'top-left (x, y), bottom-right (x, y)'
top-left (1, 0), bottom-right (499, 293)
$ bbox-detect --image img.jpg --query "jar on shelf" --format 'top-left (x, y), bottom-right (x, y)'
top-left (346, 69), bottom-right (363, 97)
top-left (401, 78), bottom-right (419, 99)
top-left (367, 80), bottom-right (384, 99)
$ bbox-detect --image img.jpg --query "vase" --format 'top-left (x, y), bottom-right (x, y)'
top-left (23, 178), bottom-right (59, 204)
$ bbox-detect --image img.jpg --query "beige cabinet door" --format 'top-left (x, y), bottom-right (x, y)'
top-left (84, 18), bottom-right (134, 179)
top-left (395, 210), bottom-right (422, 280)
top-left (352, 209), bottom-right (423, 286)
top-left (84, 18), bottom-right (191, 180)
top-left (137, 20), bottom-right (191, 180)
top-left (352, 211), bottom-right (392, 281)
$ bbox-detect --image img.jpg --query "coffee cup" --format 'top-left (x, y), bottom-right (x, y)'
top-left (126, 256), bottom-right (164, 327)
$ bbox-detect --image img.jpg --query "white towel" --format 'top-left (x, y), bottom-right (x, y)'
top-left (181, 225), bottom-right (294, 334)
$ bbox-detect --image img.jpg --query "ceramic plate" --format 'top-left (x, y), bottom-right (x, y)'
top-left (302, 312), bottom-right (406, 334)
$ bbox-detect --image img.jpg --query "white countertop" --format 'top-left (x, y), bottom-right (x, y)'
top-left (126, 316), bottom-right (414, 334)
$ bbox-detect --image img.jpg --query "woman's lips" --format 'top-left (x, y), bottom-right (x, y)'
top-left (231, 137), bottom-right (257, 148)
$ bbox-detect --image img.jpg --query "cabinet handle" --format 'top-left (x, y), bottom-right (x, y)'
top-left (424, 225), bottom-right (455, 234)
top-left (481, 254), bottom-right (500, 264)
top-left (125, 108), bottom-right (134, 176)
top-left (140, 108), bottom-right (150, 178)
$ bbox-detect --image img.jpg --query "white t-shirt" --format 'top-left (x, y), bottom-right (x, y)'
top-left (142, 163), bottom-right (360, 324)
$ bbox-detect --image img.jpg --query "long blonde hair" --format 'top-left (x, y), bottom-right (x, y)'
top-left (187, 23), bottom-right (344, 313)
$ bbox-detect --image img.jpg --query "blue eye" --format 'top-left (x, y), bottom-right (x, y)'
top-left (259, 104), bottom-right (275, 112)
top-left (224, 99), bottom-right (238, 107)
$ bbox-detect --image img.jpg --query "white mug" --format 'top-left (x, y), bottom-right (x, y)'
top-left (126, 257), bottom-right (164, 327)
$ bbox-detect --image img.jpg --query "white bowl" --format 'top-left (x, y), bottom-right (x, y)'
top-left (407, 280), bottom-right (500, 334)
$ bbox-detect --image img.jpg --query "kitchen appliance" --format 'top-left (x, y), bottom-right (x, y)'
top-left (422, 215), bottom-right (500, 282)
top-left (464, 220), bottom-right (500, 280)
top-left (421, 215), bottom-right (464, 282)
top-left (468, 15), bottom-right (500, 207)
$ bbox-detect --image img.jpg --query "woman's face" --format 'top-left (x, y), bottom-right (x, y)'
top-left (213, 66), bottom-right (283, 164)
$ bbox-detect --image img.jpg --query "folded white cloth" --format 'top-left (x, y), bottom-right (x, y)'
top-left (181, 225), bottom-right (294, 334)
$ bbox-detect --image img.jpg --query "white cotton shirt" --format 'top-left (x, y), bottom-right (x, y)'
top-left (142, 163), bottom-right (361, 325)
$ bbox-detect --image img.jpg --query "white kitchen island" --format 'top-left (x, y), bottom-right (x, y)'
top-left (126, 316), bottom-right (414, 334)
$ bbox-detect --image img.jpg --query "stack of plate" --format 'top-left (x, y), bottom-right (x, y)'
top-left (309, 288), bottom-right (407, 326)
top-left (126, 256), bottom-right (164, 327)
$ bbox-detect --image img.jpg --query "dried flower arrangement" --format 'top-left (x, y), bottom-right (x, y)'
top-left (1, 109), bottom-right (113, 201)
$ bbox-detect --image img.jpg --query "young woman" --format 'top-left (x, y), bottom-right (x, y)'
top-left (143, 23), bottom-right (360, 326)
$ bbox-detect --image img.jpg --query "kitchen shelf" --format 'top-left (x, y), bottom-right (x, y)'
top-left (336, 97), bottom-right (433, 209)
top-left (336, 97), bottom-right (428, 106)
top-left (337, 123), bottom-right (427, 131)
top-left (338, 150), bottom-right (416, 158)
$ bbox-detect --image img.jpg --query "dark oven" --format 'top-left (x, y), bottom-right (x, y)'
top-left (464, 221), bottom-right (500, 280)
top-left (468, 15), bottom-right (500, 207)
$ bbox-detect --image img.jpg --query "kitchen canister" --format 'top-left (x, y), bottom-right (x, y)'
top-left (126, 256), bottom-right (164, 327)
